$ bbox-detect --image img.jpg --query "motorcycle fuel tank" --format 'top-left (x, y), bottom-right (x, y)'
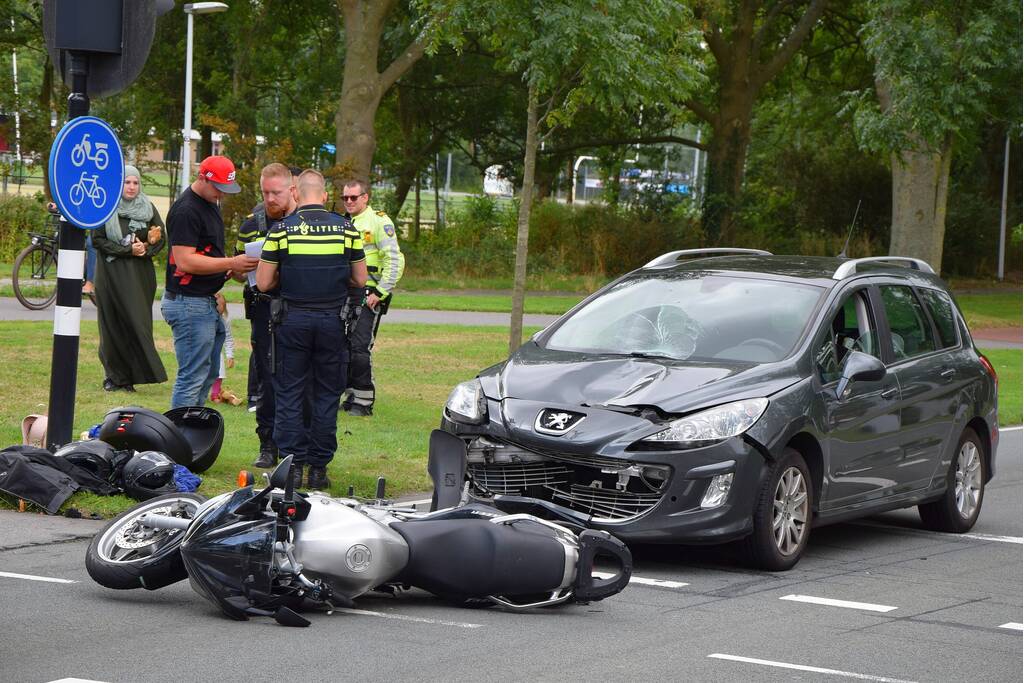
top-left (291, 496), bottom-right (410, 598)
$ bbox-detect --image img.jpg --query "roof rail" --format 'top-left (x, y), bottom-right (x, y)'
top-left (643, 248), bottom-right (773, 269)
top-left (832, 257), bottom-right (935, 280)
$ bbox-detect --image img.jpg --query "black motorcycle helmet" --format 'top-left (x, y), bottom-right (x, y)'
top-left (54, 440), bottom-right (119, 483)
top-left (121, 450), bottom-right (179, 501)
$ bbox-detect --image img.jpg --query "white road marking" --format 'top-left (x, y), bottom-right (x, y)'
top-left (851, 520), bottom-right (1024, 545)
top-left (0, 571), bottom-right (76, 584)
top-left (331, 607), bottom-right (483, 628)
top-left (708, 654), bottom-right (916, 682)
top-left (592, 570), bottom-right (689, 589)
top-left (998, 426), bottom-right (1023, 432)
top-left (780, 594), bottom-right (897, 613)
top-left (47, 679), bottom-right (109, 683)
top-left (959, 532), bottom-right (1024, 545)
top-left (999, 622), bottom-right (1024, 631)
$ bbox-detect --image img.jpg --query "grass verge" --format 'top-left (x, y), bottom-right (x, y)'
top-left (0, 319), bottom-right (1019, 519)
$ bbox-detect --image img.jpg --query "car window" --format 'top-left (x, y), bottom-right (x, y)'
top-left (918, 288), bottom-right (959, 348)
top-left (543, 273), bottom-right (824, 363)
top-left (815, 290), bottom-right (879, 383)
top-left (879, 285), bottom-right (937, 361)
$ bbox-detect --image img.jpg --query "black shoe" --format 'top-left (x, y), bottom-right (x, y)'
top-left (252, 442), bottom-right (278, 468)
top-left (290, 465), bottom-right (304, 490)
top-left (123, 384), bottom-right (136, 393)
top-left (307, 465), bottom-right (330, 490)
top-left (103, 379), bottom-right (117, 392)
top-left (345, 404), bottom-right (373, 417)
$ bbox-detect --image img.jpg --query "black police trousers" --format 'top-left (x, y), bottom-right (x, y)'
top-left (272, 308), bottom-right (347, 467)
top-left (249, 297), bottom-right (276, 444)
top-left (343, 302), bottom-right (382, 411)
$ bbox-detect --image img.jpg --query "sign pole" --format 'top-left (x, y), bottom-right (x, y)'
top-left (46, 51), bottom-right (89, 451)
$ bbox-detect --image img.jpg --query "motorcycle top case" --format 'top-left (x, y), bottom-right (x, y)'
top-left (98, 406), bottom-right (224, 473)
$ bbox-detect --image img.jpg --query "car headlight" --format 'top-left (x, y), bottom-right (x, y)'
top-left (445, 379), bottom-right (487, 424)
top-left (641, 398), bottom-right (768, 446)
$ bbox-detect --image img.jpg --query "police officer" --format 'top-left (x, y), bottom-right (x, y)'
top-left (241, 165), bottom-right (302, 414)
top-left (339, 179), bottom-right (405, 416)
top-left (236, 163), bottom-right (298, 468)
top-left (256, 170), bottom-right (367, 490)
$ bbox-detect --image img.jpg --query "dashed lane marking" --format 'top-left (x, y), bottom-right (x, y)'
top-left (780, 594), bottom-right (898, 613)
top-left (47, 679), bottom-right (109, 683)
top-left (331, 607), bottom-right (483, 628)
top-left (592, 571), bottom-right (689, 589)
top-left (708, 654), bottom-right (916, 682)
top-left (0, 571), bottom-right (76, 584)
top-left (999, 622), bottom-right (1024, 631)
top-left (850, 520), bottom-right (1024, 545)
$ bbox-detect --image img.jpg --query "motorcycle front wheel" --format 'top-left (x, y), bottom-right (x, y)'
top-left (86, 493), bottom-right (206, 590)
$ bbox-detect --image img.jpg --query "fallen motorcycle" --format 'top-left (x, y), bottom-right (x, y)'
top-left (85, 456), bottom-right (632, 625)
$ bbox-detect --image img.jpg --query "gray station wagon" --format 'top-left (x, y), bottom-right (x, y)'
top-left (428, 250), bottom-right (999, 570)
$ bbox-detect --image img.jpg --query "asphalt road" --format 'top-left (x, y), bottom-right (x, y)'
top-left (0, 296), bottom-right (561, 328)
top-left (1, 427), bottom-right (1020, 683)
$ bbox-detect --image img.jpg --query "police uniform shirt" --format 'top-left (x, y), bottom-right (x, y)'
top-left (260, 204), bottom-right (364, 307)
top-left (352, 206), bottom-right (405, 299)
top-left (165, 187), bottom-right (228, 297)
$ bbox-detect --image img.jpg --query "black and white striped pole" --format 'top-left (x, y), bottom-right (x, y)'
top-left (46, 52), bottom-right (90, 451)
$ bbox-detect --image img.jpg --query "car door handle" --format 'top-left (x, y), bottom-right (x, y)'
top-left (940, 368), bottom-right (956, 382)
top-left (881, 387), bottom-right (898, 400)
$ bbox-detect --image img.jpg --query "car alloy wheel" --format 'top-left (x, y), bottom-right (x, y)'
top-left (773, 466), bottom-right (809, 556)
top-left (954, 439), bottom-right (983, 520)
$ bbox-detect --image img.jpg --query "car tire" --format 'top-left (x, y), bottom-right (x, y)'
top-left (744, 448), bottom-right (812, 571)
top-left (918, 427), bottom-right (986, 533)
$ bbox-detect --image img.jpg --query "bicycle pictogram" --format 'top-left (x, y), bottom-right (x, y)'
top-left (70, 133), bottom-right (110, 170)
top-left (69, 172), bottom-right (108, 209)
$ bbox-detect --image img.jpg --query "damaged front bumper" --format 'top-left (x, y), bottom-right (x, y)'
top-left (428, 426), bottom-right (772, 545)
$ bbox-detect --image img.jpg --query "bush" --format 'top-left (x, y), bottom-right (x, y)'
top-left (402, 194), bottom-right (706, 281)
top-left (0, 194), bottom-right (49, 262)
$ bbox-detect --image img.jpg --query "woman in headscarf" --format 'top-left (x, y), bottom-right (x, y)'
top-left (92, 165), bottom-right (168, 391)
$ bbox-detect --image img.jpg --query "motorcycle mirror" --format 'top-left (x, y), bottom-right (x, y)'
top-left (269, 455), bottom-right (294, 489)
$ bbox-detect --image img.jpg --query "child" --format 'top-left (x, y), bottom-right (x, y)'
top-left (210, 293), bottom-right (243, 405)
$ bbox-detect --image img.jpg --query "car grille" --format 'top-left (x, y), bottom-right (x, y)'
top-left (546, 485), bottom-right (663, 520)
top-left (466, 456), bottom-right (665, 523)
top-left (467, 462), bottom-right (570, 491)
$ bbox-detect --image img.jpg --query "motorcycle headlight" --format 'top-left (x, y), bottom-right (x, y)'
top-left (641, 398), bottom-right (768, 446)
top-left (445, 379), bottom-right (487, 424)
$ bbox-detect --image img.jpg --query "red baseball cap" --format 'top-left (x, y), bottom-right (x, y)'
top-left (198, 155), bottom-right (241, 194)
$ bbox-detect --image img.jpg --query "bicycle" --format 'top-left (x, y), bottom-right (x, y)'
top-left (12, 212), bottom-right (61, 310)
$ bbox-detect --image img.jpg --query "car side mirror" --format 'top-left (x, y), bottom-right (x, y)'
top-left (835, 351), bottom-right (886, 400)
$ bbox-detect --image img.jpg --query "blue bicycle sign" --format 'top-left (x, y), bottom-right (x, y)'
top-left (69, 172), bottom-right (108, 208)
top-left (49, 116), bottom-right (124, 229)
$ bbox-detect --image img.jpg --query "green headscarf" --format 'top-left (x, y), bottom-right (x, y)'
top-left (103, 164), bottom-right (154, 259)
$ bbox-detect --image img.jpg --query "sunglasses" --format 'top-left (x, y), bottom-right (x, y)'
top-left (342, 192), bottom-right (366, 202)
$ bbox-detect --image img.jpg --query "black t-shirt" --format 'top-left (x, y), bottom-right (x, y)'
top-left (165, 187), bottom-right (227, 297)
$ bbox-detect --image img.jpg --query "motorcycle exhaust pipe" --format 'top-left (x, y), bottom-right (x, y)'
top-left (138, 513), bottom-right (191, 531)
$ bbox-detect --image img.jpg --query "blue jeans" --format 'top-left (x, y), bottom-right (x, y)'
top-left (161, 293), bottom-right (225, 409)
top-left (272, 308), bottom-right (348, 467)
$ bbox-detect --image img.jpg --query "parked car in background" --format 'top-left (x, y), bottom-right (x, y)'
top-left (430, 249), bottom-right (999, 570)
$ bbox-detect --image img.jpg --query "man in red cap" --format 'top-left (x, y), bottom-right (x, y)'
top-left (161, 155), bottom-right (259, 408)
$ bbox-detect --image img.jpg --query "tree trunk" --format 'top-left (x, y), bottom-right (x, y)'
top-left (509, 86), bottom-right (539, 353)
top-left (334, 0), bottom-right (426, 191)
top-left (888, 135), bottom-right (953, 272)
top-left (702, 96), bottom-right (753, 244)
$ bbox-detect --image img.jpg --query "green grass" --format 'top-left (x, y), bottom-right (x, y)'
top-left (0, 320), bottom-right (538, 517)
top-left (955, 292), bottom-right (1023, 329)
top-left (980, 347), bottom-right (1022, 428)
top-left (0, 319), bottom-right (1019, 518)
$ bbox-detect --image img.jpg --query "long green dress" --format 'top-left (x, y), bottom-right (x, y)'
top-left (92, 210), bottom-right (168, 387)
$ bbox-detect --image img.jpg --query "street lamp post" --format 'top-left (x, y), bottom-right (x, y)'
top-left (178, 2), bottom-right (228, 197)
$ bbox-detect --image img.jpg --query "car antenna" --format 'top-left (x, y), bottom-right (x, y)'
top-left (837, 200), bottom-right (862, 259)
